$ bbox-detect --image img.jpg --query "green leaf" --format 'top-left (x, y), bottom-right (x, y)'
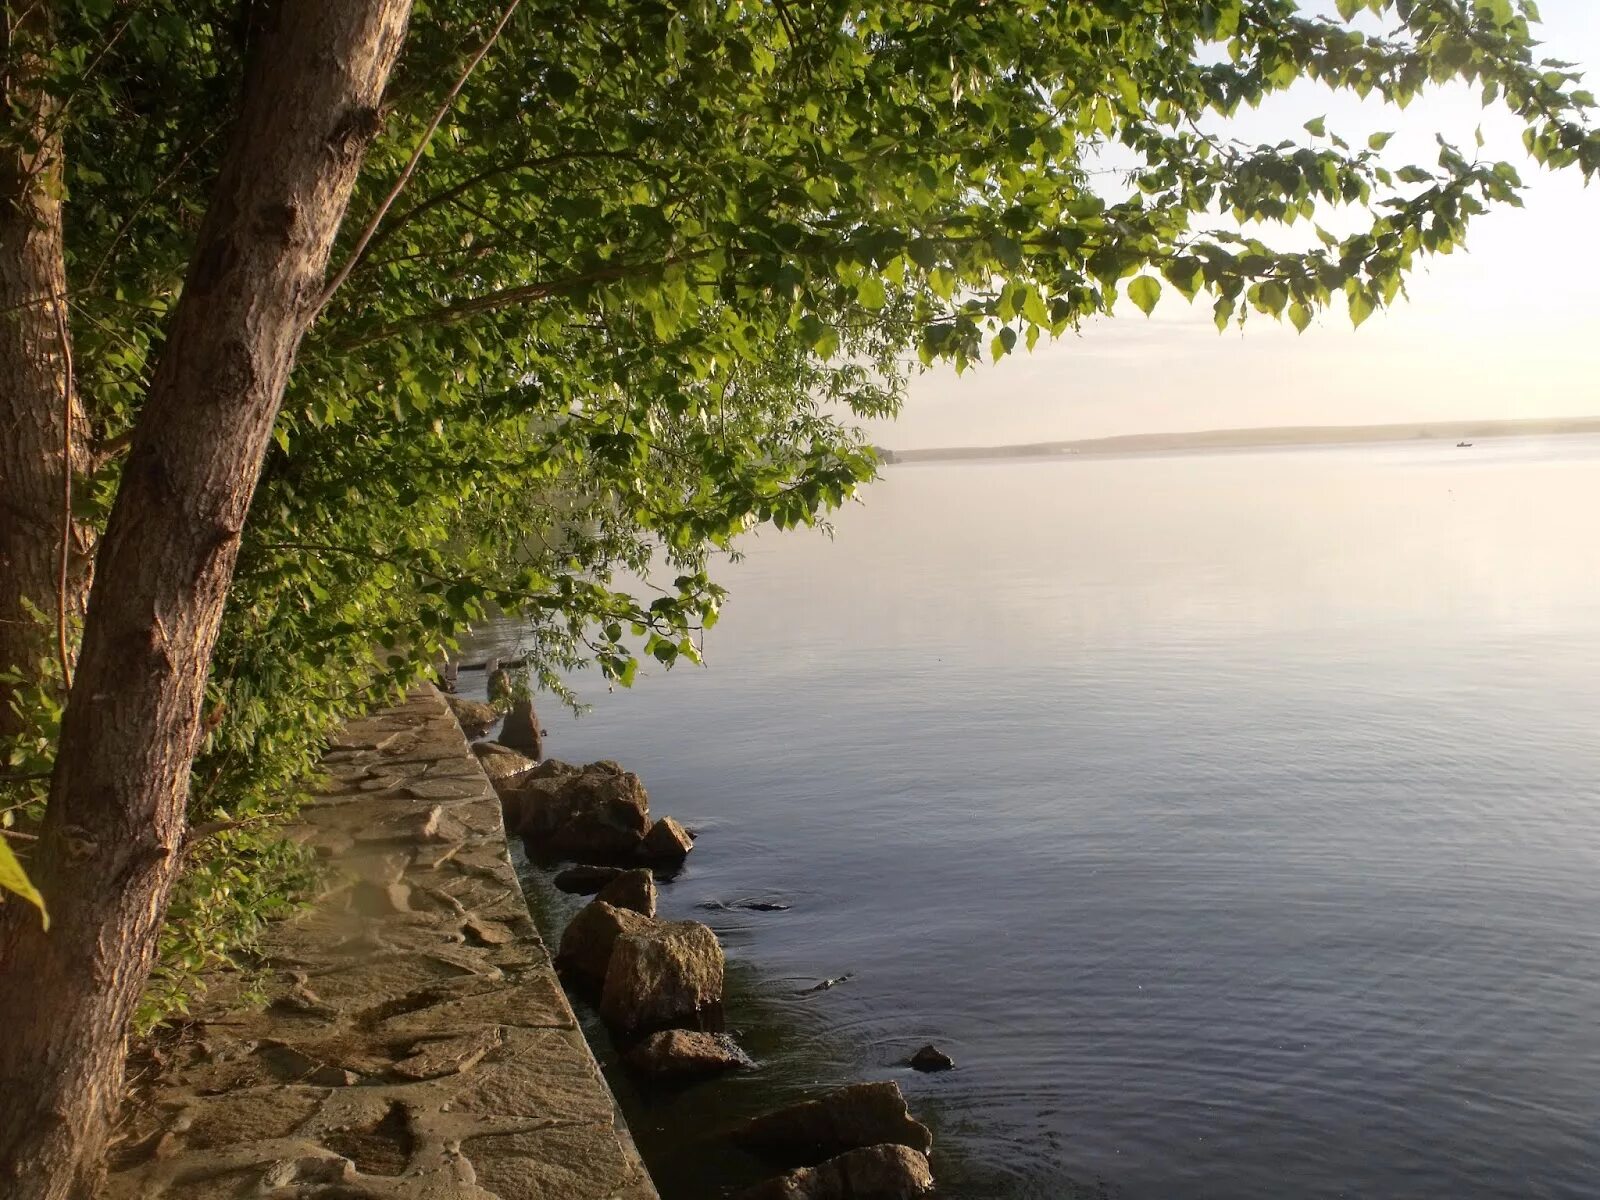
top-left (856, 276), bottom-right (887, 311)
top-left (1127, 275), bottom-right (1161, 316)
top-left (0, 837), bottom-right (48, 931)
top-left (1348, 289), bottom-right (1376, 328)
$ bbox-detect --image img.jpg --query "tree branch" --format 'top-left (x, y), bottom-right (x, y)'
top-left (50, 290), bottom-right (73, 690)
top-left (311, 0), bottom-right (523, 320)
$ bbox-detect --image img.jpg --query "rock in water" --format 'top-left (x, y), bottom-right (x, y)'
top-left (596, 867), bottom-right (657, 917)
top-left (471, 741), bottom-right (535, 792)
top-left (735, 1145), bottom-right (933, 1200)
top-left (498, 695), bottom-right (543, 758)
top-left (641, 815), bottom-right (694, 863)
top-left (599, 920), bottom-right (724, 1039)
top-left (442, 694), bottom-right (497, 737)
top-left (509, 762), bottom-right (652, 861)
top-left (498, 775), bottom-right (567, 840)
top-left (624, 1030), bottom-right (754, 1079)
top-left (548, 765), bottom-right (651, 860)
top-left (906, 1045), bottom-right (954, 1072)
top-left (528, 757), bottom-right (581, 781)
top-left (555, 901), bottom-right (655, 994)
top-left (486, 666), bottom-right (514, 709)
top-left (737, 1081), bottom-right (933, 1164)
top-left (552, 865), bottom-right (627, 895)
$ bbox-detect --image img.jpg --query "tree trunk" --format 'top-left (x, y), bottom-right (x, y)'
top-left (0, 2), bottom-right (92, 739)
top-left (0, 3), bottom-right (413, 1196)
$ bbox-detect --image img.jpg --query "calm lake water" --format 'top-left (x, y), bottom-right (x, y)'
top-left (468, 436), bottom-right (1600, 1199)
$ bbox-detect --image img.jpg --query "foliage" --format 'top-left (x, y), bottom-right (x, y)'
top-left (6, 0), bottom-right (1596, 1020)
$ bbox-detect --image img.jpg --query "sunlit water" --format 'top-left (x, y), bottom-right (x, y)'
top-left (465, 436), bottom-right (1600, 1199)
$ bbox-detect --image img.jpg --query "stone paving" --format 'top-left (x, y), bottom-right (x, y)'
top-left (108, 687), bottom-right (659, 1200)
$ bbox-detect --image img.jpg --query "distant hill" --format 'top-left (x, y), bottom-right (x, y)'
top-left (883, 416), bottom-right (1600, 464)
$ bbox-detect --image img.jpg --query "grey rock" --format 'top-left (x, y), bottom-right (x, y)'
top-left (599, 919), bottom-right (724, 1040)
top-left (595, 868), bottom-right (657, 917)
top-left (738, 1081), bottom-right (933, 1164)
top-left (736, 1145), bottom-right (933, 1200)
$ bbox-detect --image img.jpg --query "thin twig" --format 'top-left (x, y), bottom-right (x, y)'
top-left (51, 289), bottom-right (74, 690)
top-left (311, 0), bottom-right (524, 319)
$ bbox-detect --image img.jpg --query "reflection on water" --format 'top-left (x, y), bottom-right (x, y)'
top-left (469, 437), bottom-right (1600, 1199)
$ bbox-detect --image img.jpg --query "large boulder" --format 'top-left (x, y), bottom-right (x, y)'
top-left (551, 865), bottom-right (628, 895)
top-left (599, 920), bottom-right (724, 1039)
top-left (517, 763), bottom-right (651, 862)
top-left (623, 1030), bottom-right (754, 1080)
top-left (528, 758), bottom-right (581, 781)
top-left (443, 694), bottom-right (497, 737)
top-left (595, 867), bottom-right (657, 917)
top-left (498, 695), bottom-right (544, 758)
top-left (554, 901), bottom-right (655, 994)
top-left (498, 775), bottom-right (568, 840)
top-left (558, 766), bottom-right (651, 858)
top-left (641, 816), bottom-right (694, 864)
top-left (737, 1082), bottom-right (933, 1165)
top-left (736, 1145), bottom-right (933, 1200)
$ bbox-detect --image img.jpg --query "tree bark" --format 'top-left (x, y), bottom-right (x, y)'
top-left (0, 2), bottom-right (92, 739)
top-left (0, 3), bottom-right (413, 1196)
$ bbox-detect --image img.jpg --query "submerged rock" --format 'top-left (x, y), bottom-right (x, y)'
top-left (737, 1081), bottom-right (932, 1165)
top-left (906, 1045), bottom-right (954, 1073)
top-left (599, 919), bottom-right (724, 1039)
top-left (735, 1144), bottom-right (933, 1200)
top-left (623, 1029), bottom-right (754, 1079)
top-left (551, 865), bottom-right (628, 895)
top-left (595, 867), bottom-right (657, 917)
top-left (555, 901), bottom-right (655, 994)
top-left (640, 815), bottom-right (694, 863)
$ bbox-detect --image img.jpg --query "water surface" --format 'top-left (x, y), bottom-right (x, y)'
top-left (474, 437), bottom-right (1600, 1199)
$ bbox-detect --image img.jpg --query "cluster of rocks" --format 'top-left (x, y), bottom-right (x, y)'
top-left (458, 686), bottom-right (935, 1199)
top-left (441, 657), bottom-right (542, 757)
top-left (477, 749), bottom-right (696, 868)
top-left (732, 1081), bottom-right (935, 1199)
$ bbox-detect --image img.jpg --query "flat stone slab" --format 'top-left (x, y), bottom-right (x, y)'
top-left (108, 687), bottom-right (658, 1200)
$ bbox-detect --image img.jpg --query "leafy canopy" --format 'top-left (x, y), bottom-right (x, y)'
top-left (3, 0), bottom-right (1595, 1010)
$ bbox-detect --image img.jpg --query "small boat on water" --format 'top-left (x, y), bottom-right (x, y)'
top-left (1457, 440), bottom-right (1473, 447)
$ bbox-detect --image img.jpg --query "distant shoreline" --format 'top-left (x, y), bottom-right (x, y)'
top-left (879, 416), bottom-right (1600, 465)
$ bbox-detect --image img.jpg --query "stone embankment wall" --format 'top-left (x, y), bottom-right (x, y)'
top-left (108, 687), bottom-right (658, 1200)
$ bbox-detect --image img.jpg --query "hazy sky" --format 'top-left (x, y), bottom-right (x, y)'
top-left (873, 0), bottom-right (1600, 450)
